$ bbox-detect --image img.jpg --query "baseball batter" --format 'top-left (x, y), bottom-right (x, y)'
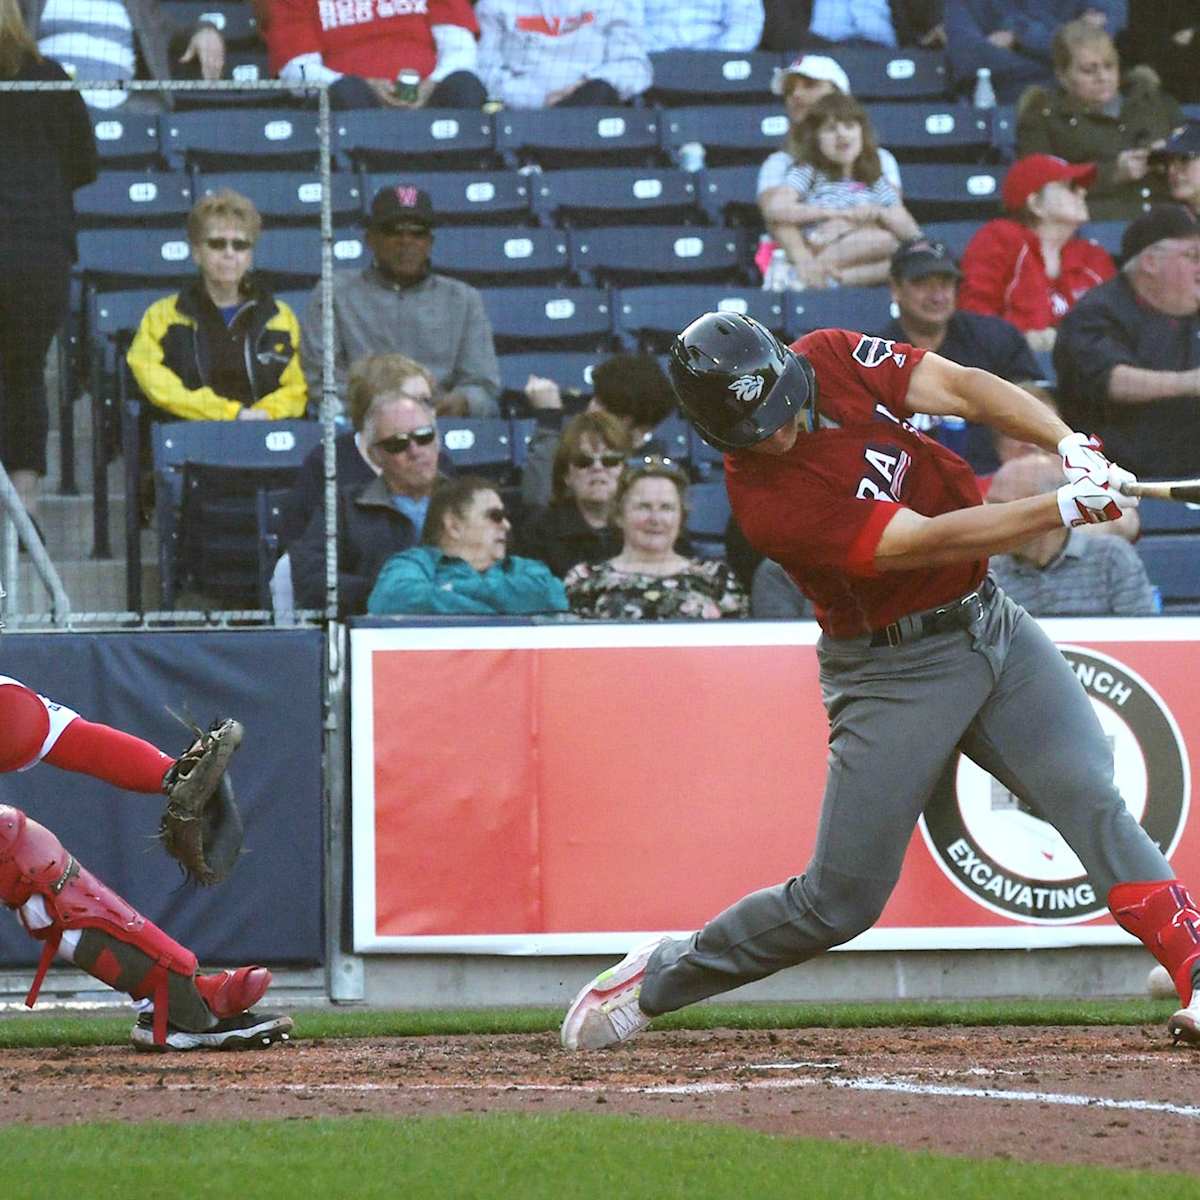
top-left (562, 315), bottom-right (1200, 1051)
top-left (0, 651), bottom-right (292, 1051)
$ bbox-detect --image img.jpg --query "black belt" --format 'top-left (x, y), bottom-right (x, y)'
top-left (869, 577), bottom-right (996, 648)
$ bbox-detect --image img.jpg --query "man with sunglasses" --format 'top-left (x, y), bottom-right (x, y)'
top-left (299, 185), bottom-right (501, 418)
top-left (289, 384), bottom-right (446, 615)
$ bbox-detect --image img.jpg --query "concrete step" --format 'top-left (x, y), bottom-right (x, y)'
top-left (9, 554), bottom-right (160, 618)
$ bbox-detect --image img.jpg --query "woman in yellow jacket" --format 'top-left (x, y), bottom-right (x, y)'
top-left (127, 189), bottom-right (307, 421)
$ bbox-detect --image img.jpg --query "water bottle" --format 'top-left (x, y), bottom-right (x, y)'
top-left (763, 247), bottom-right (791, 292)
top-left (972, 67), bottom-right (996, 110)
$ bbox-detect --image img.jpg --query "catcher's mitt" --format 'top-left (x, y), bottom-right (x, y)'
top-left (160, 717), bottom-right (245, 886)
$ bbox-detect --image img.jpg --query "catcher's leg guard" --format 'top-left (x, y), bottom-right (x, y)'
top-left (0, 805), bottom-right (214, 1045)
top-left (1109, 880), bottom-right (1200, 1004)
top-left (0, 680), bottom-right (51, 773)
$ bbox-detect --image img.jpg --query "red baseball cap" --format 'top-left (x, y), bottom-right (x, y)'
top-left (1001, 155), bottom-right (1097, 212)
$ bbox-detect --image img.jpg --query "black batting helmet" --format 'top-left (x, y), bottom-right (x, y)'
top-left (667, 312), bottom-right (816, 453)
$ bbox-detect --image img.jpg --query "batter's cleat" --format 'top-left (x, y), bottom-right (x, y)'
top-left (195, 966), bottom-right (271, 1019)
top-left (131, 1010), bottom-right (294, 1052)
top-left (561, 938), bottom-right (667, 1051)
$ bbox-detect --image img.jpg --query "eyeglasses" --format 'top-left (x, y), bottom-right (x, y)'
top-left (482, 506), bottom-right (508, 524)
top-left (203, 237), bottom-right (253, 252)
top-left (570, 452), bottom-right (625, 470)
top-left (373, 426), bottom-right (437, 454)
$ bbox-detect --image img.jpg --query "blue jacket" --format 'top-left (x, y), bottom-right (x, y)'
top-left (367, 546), bottom-right (568, 616)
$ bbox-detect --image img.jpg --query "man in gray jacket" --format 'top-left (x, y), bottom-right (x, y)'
top-left (301, 184), bottom-right (501, 418)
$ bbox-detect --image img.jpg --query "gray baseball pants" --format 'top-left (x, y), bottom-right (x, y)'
top-left (639, 581), bottom-right (1173, 1016)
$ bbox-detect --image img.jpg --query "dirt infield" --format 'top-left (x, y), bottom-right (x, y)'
top-left (2, 1023), bottom-right (1198, 1173)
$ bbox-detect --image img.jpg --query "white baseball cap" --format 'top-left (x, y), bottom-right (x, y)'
top-left (771, 54), bottom-right (851, 97)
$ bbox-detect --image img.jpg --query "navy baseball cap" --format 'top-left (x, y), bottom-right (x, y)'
top-left (1120, 204), bottom-right (1200, 261)
top-left (890, 237), bottom-right (962, 282)
top-left (368, 184), bottom-right (435, 231)
top-left (1151, 123), bottom-right (1200, 161)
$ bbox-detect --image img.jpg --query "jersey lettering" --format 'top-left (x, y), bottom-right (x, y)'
top-left (852, 335), bottom-right (895, 369)
top-left (855, 443), bottom-right (911, 502)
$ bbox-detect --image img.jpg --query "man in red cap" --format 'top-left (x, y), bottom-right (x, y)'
top-left (958, 154), bottom-right (1116, 350)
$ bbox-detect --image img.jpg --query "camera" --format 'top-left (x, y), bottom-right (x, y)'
top-left (394, 70), bottom-right (420, 103)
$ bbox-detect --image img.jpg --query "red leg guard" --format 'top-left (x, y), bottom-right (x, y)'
top-left (0, 683), bottom-right (51, 773)
top-left (1109, 880), bottom-right (1200, 1004)
top-left (196, 967), bottom-right (272, 1018)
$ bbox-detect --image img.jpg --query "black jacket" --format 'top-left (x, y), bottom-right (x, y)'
top-left (514, 503), bottom-right (623, 579)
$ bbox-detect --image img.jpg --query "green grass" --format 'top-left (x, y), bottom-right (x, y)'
top-left (0, 1114), bottom-right (1193, 1200)
top-left (0, 996), bottom-right (1179, 1048)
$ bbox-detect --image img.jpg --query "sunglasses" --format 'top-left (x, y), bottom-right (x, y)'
top-left (373, 426), bottom-right (437, 454)
top-left (203, 237), bottom-right (253, 252)
top-left (570, 452), bottom-right (625, 470)
top-left (482, 506), bottom-right (508, 524)
top-left (377, 223), bottom-right (432, 238)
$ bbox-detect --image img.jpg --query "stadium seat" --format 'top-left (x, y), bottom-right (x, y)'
top-left (785, 287), bottom-right (896, 338)
top-left (482, 286), bottom-right (615, 353)
top-left (194, 171), bottom-right (363, 225)
top-left (438, 417), bottom-right (518, 479)
top-left (531, 166), bottom-right (705, 228)
top-left (570, 225), bottom-right (749, 287)
top-left (830, 46), bottom-right (951, 101)
top-left (500, 352), bottom-right (601, 413)
top-left (158, 0), bottom-right (258, 44)
top-left (897, 163), bottom-right (1003, 223)
top-left (496, 107), bottom-right (664, 170)
top-left (90, 112), bottom-right (162, 169)
top-left (647, 411), bottom-right (692, 468)
top-left (697, 163), bottom-right (762, 228)
top-left (660, 105), bottom-right (789, 168)
top-left (335, 108), bottom-right (501, 172)
top-left (867, 103), bottom-right (993, 163)
top-left (75, 170), bottom-right (193, 227)
top-left (250, 227), bottom-right (367, 289)
top-left (686, 478), bottom-right (732, 559)
top-left (615, 283), bottom-right (786, 352)
top-left (1079, 221), bottom-right (1124, 257)
top-left (364, 169), bottom-right (533, 226)
top-left (921, 220), bottom-right (986, 261)
top-left (1136, 535), bottom-right (1200, 611)
top-left (431, 225), bottom-right (572, 287)
top-left (992, 105), bottom-right (1017, 162)
top-left (75, 228), bottom-right (195, 289)
top-left (646, 50), bottom-right (781, 106)
top-left (159, 109), bottom-right (322, 170)
top-left (256, 486), bottom-right (295, 609)
top-left (1136, 499), bottom-right (1200, 535)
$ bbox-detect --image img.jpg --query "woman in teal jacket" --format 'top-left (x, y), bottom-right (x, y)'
top-left (367, 475), bottom-right (567, 616)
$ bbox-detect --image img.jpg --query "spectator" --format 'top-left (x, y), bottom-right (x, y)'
top-left (367, 476), bottom-right (567, 615)
top-left (958, 154), bottom-right (1116, 351)
top-left (300, 184), bottom-right (500, 417)
top-left (19, 0), bottom-right (224, 109)
top-left (643, 0), bottom-right (763, 52)
top-left (986, 452), bottom-right (1157, 614)
top-left (127, 190), bottom-right (306, 423)
top-left (520, 353), bottom-right (677, 509)
top-left (514, 411), bottom-right (632, 578)
top-left (878, 237), bottom-right (1042, 475)
top-left (565, 461), bottom-right (748, 619)
top-left (759, 0), bottom-right (945, 52)
top-left (289, 389), bottom-right (443, 615)
top-left (1156, 123), bottom-right (1200, 220)
top-left (265, 0), bottom-right (486, 110)
top-left (475, 0), bottom-right (652, 109)
top-left (1016, 18), bottom-right (1181, 221)
top-left (946, 0), bottom-right (1125, 104)
top-left (1, 0), bottom-right (95, 534)
top-left (750, 558), bottom-right (812, 618)
top-left (1117, 0), bottom-right (1199, 106)
top-left (765, 92), bottom-right (920, 289)
top-left (1053, 204), bottom-right (1200, 478)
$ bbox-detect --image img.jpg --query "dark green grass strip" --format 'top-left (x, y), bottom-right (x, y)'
top-left (0, 1114), bottom-right (1194, 1200)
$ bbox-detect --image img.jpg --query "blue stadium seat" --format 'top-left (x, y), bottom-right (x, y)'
top-left (482, 286), bottom-right (614, 352)
top-left (532, 165), bottom-right (704, 228)
top-left (992, 105), bottom-right (1017, 162)
top-left (646, 412), bottom-right (691, 467)
top-left (1137, 500), bottom-right (1200, 535)
top-left (251, 227), bottom-right (367, 288)
top-left (439, 417), bottom-right (517, 478)
top-left (921, 220), bottom-right (985, 261)
top-left (500, 353), bottom-right (601, 411)
top-left (785, 287), bottom-right (896, 339)
top-left (615, 283), bottom-right (786, 352)
top-left (158, 0), bottom-right (258, 44)
top-left (335, 109), bottom-right (501, 172)
top-left (687, 478), bottom-right (732, 559)
top-left (570, 225), bottom-right (749, 287)
top-left (897, 163), bottom-right (1003, 223)
top-left (75, 170), bottom-right (193, 227)
top-left (1079, 221), bottom-right (1124, 258)
top-left (1136, 535), bottom-right (1200, 610)
top-left (697, 163), bottom-right (762, 227)
top-left (365, 169), bottom-right (533, 226)
top-left (661, 105), bottom-right (789, 167)
top-left (830, 46), bottom-right (951, 101)
top-left (867, 103), bottom-right (993, 163)
top-left (75, 227), bottom-right (195, 289)
top-left (496, 107), bottom-right (664, 169)
top-left (647, 50), bottom-right (781, 106)
top-left (195, 171), bottom-right (363, 225)
top-left (91, 112), bottom-right (162, 168)
top-left (160, 109), bottom-right (321, 170)
top-left (431, 225), bottom-right (572, 287)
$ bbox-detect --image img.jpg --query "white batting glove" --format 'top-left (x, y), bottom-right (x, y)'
top-left (1058, 431), bottom-right (1111, 487)
top-left (1056, 478), bottom-right (1132, 527)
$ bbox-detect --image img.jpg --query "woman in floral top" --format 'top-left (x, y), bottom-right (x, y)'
top-left (564, 461), bottom-right (748, 620)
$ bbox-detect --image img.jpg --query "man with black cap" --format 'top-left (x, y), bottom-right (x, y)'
top-left (877, 236), bottom-right (1041, 475)
top-left (1159, 124), bottom-right (1200, 220)
top-left (1054, 203), bottom-right (1200, 476)
top-left (299, 184), bottom-right (501, 417)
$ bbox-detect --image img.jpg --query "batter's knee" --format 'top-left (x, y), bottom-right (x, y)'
top-left (794, 868), bottom-right (892, 946)
top-left (0, 683), bottom-right (50, 773)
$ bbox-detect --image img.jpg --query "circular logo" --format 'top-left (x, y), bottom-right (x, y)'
top-left (919, 645), bottom-right (1189, 923)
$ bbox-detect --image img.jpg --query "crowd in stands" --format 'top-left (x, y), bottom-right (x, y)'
top-left (2, 0), bottom-right (1200, 621)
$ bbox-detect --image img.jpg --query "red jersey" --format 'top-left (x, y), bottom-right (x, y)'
top-left (726, 328), bottom-right (986, 637)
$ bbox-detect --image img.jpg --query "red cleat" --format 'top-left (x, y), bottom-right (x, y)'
top-left (195, 966), bottom-right (272, 1019)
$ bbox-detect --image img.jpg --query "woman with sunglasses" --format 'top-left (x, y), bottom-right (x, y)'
top-left (127, 189), bottom-right (307, 422)
top-left (367, 476), bottom-right (567, 615)
top-left (564, 461), bottom-right (748, 621)
top-left (513, 411), bottom-right (634, 578)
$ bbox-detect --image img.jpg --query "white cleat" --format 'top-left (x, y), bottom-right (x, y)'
top-left (560, 938), bottom-right (667, 1051)
top-left (1169, 1000), bottom-right (1200, 1046)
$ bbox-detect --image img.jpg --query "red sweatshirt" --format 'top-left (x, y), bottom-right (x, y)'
top-left (958, 219), bottom-right (1115, 333)
top-left (266, 0), bottom-right (478, 80)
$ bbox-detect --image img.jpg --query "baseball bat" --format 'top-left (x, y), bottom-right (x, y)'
top-left (1121, 480), bottom-right (1200, 504)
